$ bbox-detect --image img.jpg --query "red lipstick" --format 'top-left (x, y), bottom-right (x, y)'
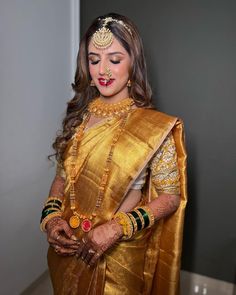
top-left (98, 78), bottom-right (114, 87)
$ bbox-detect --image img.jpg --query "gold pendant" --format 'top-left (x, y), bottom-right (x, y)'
top-left (69, 214), bottom-right (80, 229)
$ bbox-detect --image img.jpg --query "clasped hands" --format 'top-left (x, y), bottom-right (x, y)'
top-left (46, 217), bottom-right (123, 266)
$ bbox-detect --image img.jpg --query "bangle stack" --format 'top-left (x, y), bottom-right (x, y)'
top-left (113, 206), bottom-right (155, 240)
top-left (40, 197), bottom-right (64, 232)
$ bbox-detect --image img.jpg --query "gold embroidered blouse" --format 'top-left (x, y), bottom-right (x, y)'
top-left (150, 132), bottom-right (180, 195)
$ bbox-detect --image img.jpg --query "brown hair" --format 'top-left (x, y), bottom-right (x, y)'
top-left (51, 12), bottom-right (152, 163)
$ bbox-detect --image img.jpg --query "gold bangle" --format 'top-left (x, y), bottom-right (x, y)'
top-left (44, 196), bottom-right (63, 206)
top-left (40, 211), bottom-right (62, 232)
top-left (139, 206), bottom-right (155, 227)
top-left (113, 212), bottom-right (133, 239)
top-left (127, 213), bottom-right (138, 234)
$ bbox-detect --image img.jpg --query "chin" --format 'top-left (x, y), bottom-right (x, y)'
top-left (99, 90), bottom-right (116, 97)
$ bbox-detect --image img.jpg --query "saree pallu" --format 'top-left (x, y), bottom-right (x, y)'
top-left (48, 108), bottom-right (187, 295)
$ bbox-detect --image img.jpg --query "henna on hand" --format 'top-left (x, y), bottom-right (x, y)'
top-left (46, 217), bottom-right (80, 255)
top-left (77, 219), bottom-right (123, 266)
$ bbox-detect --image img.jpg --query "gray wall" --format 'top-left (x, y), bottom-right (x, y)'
top-left (0, 1), bottom-right (79, 294)
top-left (81, 0), bottom-right (236, 283)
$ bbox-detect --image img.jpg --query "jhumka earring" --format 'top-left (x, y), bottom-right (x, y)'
top-left (90, 80), bottom-right (95, 86)
top-left (127, 80), bottom-right (132, 87)
top-left (92, 17), bottom-right (132, 50)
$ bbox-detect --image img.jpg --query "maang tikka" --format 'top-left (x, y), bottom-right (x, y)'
top-left (92, 17), bottom-right (132, 49)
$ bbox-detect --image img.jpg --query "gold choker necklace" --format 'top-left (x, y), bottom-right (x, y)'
top-left (88, 97), bottom-right (134, 118)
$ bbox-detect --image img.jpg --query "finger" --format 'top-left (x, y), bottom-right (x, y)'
top-left (56, 234), bottom-right (80, 247)
top-left (80, 243), bottom-right (90, 262)
top-left (89, 251), bottom-right (102, 266)
top-left (84, 248), bottom-right (96, 265)
top-left (59, 247), bottom-right (77, 255)
top-left (55, 246), bottom-right (77, 256)
top-left (51, 241), bottom-right (79, 251)
top-left (76, 237), bottom-right (87, 257)
top-left (61, 222), bottom-right (78, 241)
top-left (65, 243), bottom-right (81, 250)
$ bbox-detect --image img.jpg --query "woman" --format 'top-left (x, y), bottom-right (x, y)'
top-left (41, 13), bottom-right (187, 295)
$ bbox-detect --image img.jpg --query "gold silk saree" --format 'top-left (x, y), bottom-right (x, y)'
top-left (48, 108), bottom-right (187, 295)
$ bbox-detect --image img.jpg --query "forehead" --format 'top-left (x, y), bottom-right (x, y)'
top-left (88, 37), bottom-right (128, 55)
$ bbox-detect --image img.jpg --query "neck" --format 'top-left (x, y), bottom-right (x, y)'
top-left (100, 90), bottom-right (130, 104)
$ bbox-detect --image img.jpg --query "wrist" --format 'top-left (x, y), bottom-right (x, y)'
top-left (113, 212), bottom-right (133, 239)
top-left (40, 212), bottom-right (62, 232)
top-left (45, 216), bottom-right (62, 231)
top-left (112, 218), bottom-right (124, 238)
top-left (40, 197), bottom-right (63, 232)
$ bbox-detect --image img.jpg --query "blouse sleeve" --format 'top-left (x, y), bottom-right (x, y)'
top-left (150, 132), bottom-right (180, 195)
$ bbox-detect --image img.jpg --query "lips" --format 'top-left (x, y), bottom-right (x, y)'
top-left (98, 78), bottom-right (114, 87)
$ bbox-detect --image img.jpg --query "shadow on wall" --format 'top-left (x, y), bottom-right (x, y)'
top-left (181, 133), bottom-right (198, 273)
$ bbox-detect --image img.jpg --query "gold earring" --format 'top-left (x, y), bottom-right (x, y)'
top-left (127, 80), bottom-right (132, 87)
top-left (90, 80), bottom-right (95, 86)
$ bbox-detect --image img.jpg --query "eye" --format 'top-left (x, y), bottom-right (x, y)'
top-left (110, 60), bottom-right (121, 64)
top-left (90, 60), bottom-right (100, 65)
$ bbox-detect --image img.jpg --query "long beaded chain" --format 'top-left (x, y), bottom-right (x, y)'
top-left (69, 98), bottom-right (133, 232)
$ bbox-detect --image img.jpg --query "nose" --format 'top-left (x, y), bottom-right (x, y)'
top-left (98, 59), bottom-right (106, 76)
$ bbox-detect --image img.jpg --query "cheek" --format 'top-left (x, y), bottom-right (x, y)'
top-left (89, 65), bottom-right (96, 78)
top-left (113, 64), bottom-right (130, 79)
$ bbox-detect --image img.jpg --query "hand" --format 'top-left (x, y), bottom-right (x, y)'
top-left (46, 217), bottom-right (80, 256)
top-left (76, 219), bottom-right (123, 266)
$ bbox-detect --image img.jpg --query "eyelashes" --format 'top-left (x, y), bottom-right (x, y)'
top-left (89, 60), bottom-right (121, 65)
top-left (110, 60), bottom-right (120, 64)
top-left (90, 60), bottom-right (99, 65)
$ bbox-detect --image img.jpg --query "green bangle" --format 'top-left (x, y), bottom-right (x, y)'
top-left (41, 209), bottom-right (58, 221)
top-left (43, 204), bottom-right (61, 211)
top-left (137, 208), bottom-right (150, 228)
top-left (130, 211), bottom-right (142, 231)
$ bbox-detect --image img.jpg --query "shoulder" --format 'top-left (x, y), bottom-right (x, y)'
top-left (131, 107), bottom-right (178, 125)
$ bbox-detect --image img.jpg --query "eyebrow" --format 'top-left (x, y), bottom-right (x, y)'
top-left (88, 51), bottom-right (125, 57)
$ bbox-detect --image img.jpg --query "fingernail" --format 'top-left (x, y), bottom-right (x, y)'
top-left (71, 235), bottom-right (77, 241)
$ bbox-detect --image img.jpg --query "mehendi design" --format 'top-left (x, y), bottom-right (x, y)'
top-left (48, 175), bottom-right (65, 198)
top-left (148, 194), bottom-right (180, 221)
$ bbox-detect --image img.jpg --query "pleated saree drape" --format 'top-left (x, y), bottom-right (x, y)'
top-left (48, 108), bottom-right (187, 295)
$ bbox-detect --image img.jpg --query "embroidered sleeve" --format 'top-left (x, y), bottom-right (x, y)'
top-left (150, 132), bottom-right (180, 195)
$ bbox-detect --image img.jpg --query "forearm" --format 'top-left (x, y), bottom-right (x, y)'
top-left (147, 193), bottom-right (180, 221)
top-left (40, 175), bottom-right (65, 231)
top-left (48, 175), bottom-right (65, 198)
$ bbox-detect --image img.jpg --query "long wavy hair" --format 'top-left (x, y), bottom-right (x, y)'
top-left (51, 13), bottom-right (152, 163)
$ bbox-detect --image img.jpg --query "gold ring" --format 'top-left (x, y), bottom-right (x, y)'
top-left (94, 252), bottom-right (101, 259)
top-left (54, 245), bottom-right (60, 253)
top-left (88, 249), bottom-right (95, 255)
top-left (82, 237), bottom-right (87, 244)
